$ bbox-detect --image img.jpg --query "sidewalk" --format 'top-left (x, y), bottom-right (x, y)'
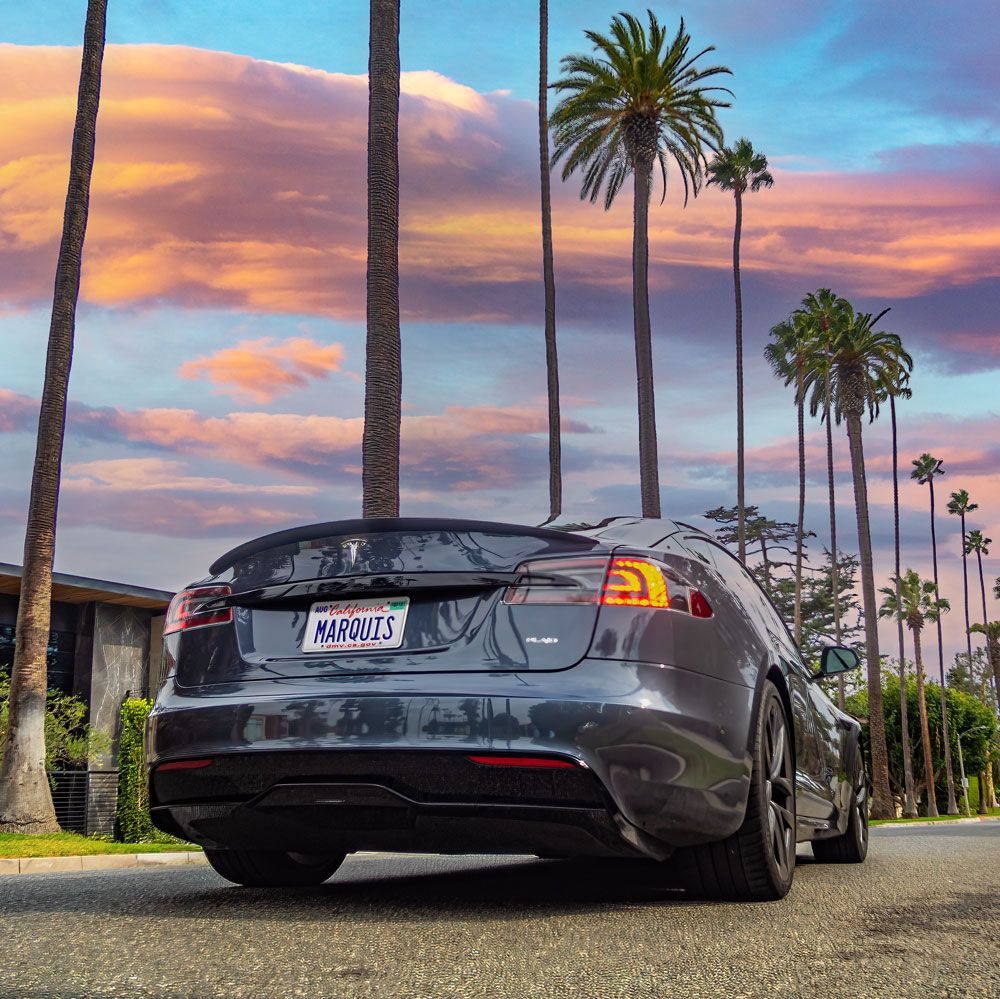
top-left (0, 851), bottom-right (207, 876)
top-left (871, 815), bottom-right (1000, 828)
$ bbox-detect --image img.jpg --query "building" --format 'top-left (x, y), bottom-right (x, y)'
top-left (0, 563), bottom-right (173, 834)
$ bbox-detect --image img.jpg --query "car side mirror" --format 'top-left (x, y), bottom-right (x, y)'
top-left (816, 646), bottom-right (860, 679)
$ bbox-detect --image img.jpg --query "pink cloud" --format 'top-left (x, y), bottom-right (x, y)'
top-left (0, 43), bottom-right (997, 324)
top-left (177, 337), bottom-right (347, 402)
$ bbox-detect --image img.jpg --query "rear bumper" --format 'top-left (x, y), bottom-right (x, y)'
top-left (146, 658), bottom-right (754, 856)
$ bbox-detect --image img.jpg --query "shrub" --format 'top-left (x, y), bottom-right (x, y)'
top-left (0, 672), bottom-right (109, 771)
top-left (116, 697), bottom-right (154, 843)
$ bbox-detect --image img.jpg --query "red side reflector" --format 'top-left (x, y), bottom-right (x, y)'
top-left (601, 557), bottom-right (670, 608)
top-left (156, 758), bottom-right (214, 772)
top-left (467, 755), bottom-right (576, 769)
top-left (690, 589), bottom-right (714, 618)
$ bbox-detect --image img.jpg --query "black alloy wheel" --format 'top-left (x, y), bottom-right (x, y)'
top-left (812, 746), bottom-right (869, 863)
top-left (671, 680), bottom-right (797, 901)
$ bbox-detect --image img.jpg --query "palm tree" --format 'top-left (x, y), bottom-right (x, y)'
top-left (0, 0), bottom-right (107, 835)
top-left (880, 570), bottom-right (950, 817)
top-left (706, 139), bottom-right (773, 562)
top-left (970, 623), bottom-right (1000, 699)
top-left (889, 382), bottom-right (917, 816)
top-left (551, 12), bottom-right (731, 518)
top-left (947, 490), bottom-right (978, 662)
top-left (802, 305), bottom-right (913, 819)
top-left (362, 0), bottom-right (402, 518)
top-left (764, 314), bottom-right (810, 646)
top-left (911, 453), bottom-right (959, 814)
top-left (796, 288), bottom-right (854, 709)
top-left (538, 0), bottom-right (561, 519)
top-left (800, 288), bottom-right (853, 707)
top-left (967, 531), bottom-right (1000, 698)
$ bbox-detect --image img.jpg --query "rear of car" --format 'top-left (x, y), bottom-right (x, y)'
top-left (147, 518), bottom-right (758, 866)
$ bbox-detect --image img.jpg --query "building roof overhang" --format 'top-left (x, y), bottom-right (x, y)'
top-left (0, 563), bottom-right (173, 610)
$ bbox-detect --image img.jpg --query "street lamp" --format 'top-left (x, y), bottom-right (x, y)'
top-left (956, 724), bottom-right (990, 817)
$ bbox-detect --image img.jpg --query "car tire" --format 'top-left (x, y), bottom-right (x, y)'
top-left (671, 680), bottom-right (797, 902)
top-left (205, 848), bottom-right (347, 887)
top-left (811, 746), bottom-right (868, 864)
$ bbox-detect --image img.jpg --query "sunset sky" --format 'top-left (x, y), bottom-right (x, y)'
top-left (1, 1), bottom-right (998, 663)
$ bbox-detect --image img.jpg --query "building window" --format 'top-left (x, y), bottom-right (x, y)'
top-left (0, 625), bottom-right (76, 694)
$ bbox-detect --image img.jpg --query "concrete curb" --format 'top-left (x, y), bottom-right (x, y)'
top-left (872, 816), bottom-right (1000, 828)
top-left (0, 851), bottom-right (206, 876)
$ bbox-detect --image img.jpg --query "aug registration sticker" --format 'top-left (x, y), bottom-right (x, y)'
top-left (302, 596), bottom-right (410, 653)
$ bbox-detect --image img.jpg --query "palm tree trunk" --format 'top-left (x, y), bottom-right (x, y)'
top-left (824, 386), bottom-right (845, 708)
top-left (890, 397), bottom-right (917, 816)
top-left (793, 364), bottom-right (805, 646)
top-left (975, 549), bottom-right (1000, 700)
top-left (845, 410), bottom-right (892, 818)
top-left (538, 0), bottom-right (561, 520)
top-left (912, 626), bottom-right (939, 817)
top-left (928, 479), bottom-right (959, 813)
top-left (960, 511), bottom-right (971, 660)
top-left (632, 160), bottom-right (660, 519)
top-left (0, 0), bottom-right (107, 835)
top-left (733, 189), bottom-right (746, 562)
top-left (362, 0), bottom-right (402, 519)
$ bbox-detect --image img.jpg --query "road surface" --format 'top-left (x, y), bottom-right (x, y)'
top-left (1, 823), bottom-right (998, 998)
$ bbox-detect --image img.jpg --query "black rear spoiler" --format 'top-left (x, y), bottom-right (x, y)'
top-left (209, 517), bottom-right (596, 576)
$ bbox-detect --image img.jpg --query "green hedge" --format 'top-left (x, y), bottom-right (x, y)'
top-left (116, 698), bottom-right (154, 843)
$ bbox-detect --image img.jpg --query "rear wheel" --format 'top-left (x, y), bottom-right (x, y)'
top-left (205, 848), bottom-right (347, 887)
top-left (812, 747), bottom-right (868, 863)
top-left (672, 681), bottom-right (797, 902)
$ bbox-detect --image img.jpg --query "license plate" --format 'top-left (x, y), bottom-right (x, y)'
top-left (302, 597), bottom-right (410, 653)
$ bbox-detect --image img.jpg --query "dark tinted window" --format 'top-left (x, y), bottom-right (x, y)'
top-left (0, 625), bottom-right (76, 693)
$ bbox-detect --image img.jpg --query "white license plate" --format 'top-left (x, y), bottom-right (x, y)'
top-left (302, 596), bottom-right (410, 653)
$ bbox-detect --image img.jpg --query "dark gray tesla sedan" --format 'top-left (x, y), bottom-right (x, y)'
top-left (146, 515), bottom-right (868, 901)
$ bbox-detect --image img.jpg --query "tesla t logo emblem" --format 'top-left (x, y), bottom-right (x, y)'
top-left (340, 539), bottom-right (370, 569)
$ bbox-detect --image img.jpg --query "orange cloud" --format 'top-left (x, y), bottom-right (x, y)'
top-left (0, 42), bottom-right (996, 321)
top-left (178, 337), bottom-right (347, 402)
top-left (64, 457), bottom-right (319, 495)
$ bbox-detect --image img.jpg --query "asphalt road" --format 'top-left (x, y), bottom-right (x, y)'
top-left (1, 824), bottom-right (998, 999)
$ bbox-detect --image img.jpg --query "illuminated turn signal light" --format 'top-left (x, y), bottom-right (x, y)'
top-left (602, 557), bottom-right (670, 608)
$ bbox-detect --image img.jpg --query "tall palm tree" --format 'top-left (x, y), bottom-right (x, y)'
top-left (880, 570), bottom-right (950, 817)
top-left (947, 490), bottom-right (978, 662)
top-left (551, 12), bottom-right (731, 518)
top-left (800, 288), bottom-right (853, 707)
top-left (362, 0), bottom-right (402, 518)
top-left (539, 0), bottom-right (561, 519)
top-left (967, 531), bottom-right (1000, 698)
top-left (911, 453), bottom-right (959, 814)
top-left (889, 383), bottom-right (917, 816)
top-left (802, 306), bottom-right (913, 819)
top-left (970, 623), bottom-right (1000, 699)
top-left (0, 0), bottom-right (107, 835)
top-left (764, 314), bottom-right (810, 646)
top-left (706, 139), bottom-right (773, 562)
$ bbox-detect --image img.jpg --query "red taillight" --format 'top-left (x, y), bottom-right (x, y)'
top-left (156, 758), bottom-right (214, 772)
top-left (163, 585), bottom-right (233, 635)
top-left (602, 557), bottom-right (670, 608)
top-left (467, 755), bottom-right (577, 769)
